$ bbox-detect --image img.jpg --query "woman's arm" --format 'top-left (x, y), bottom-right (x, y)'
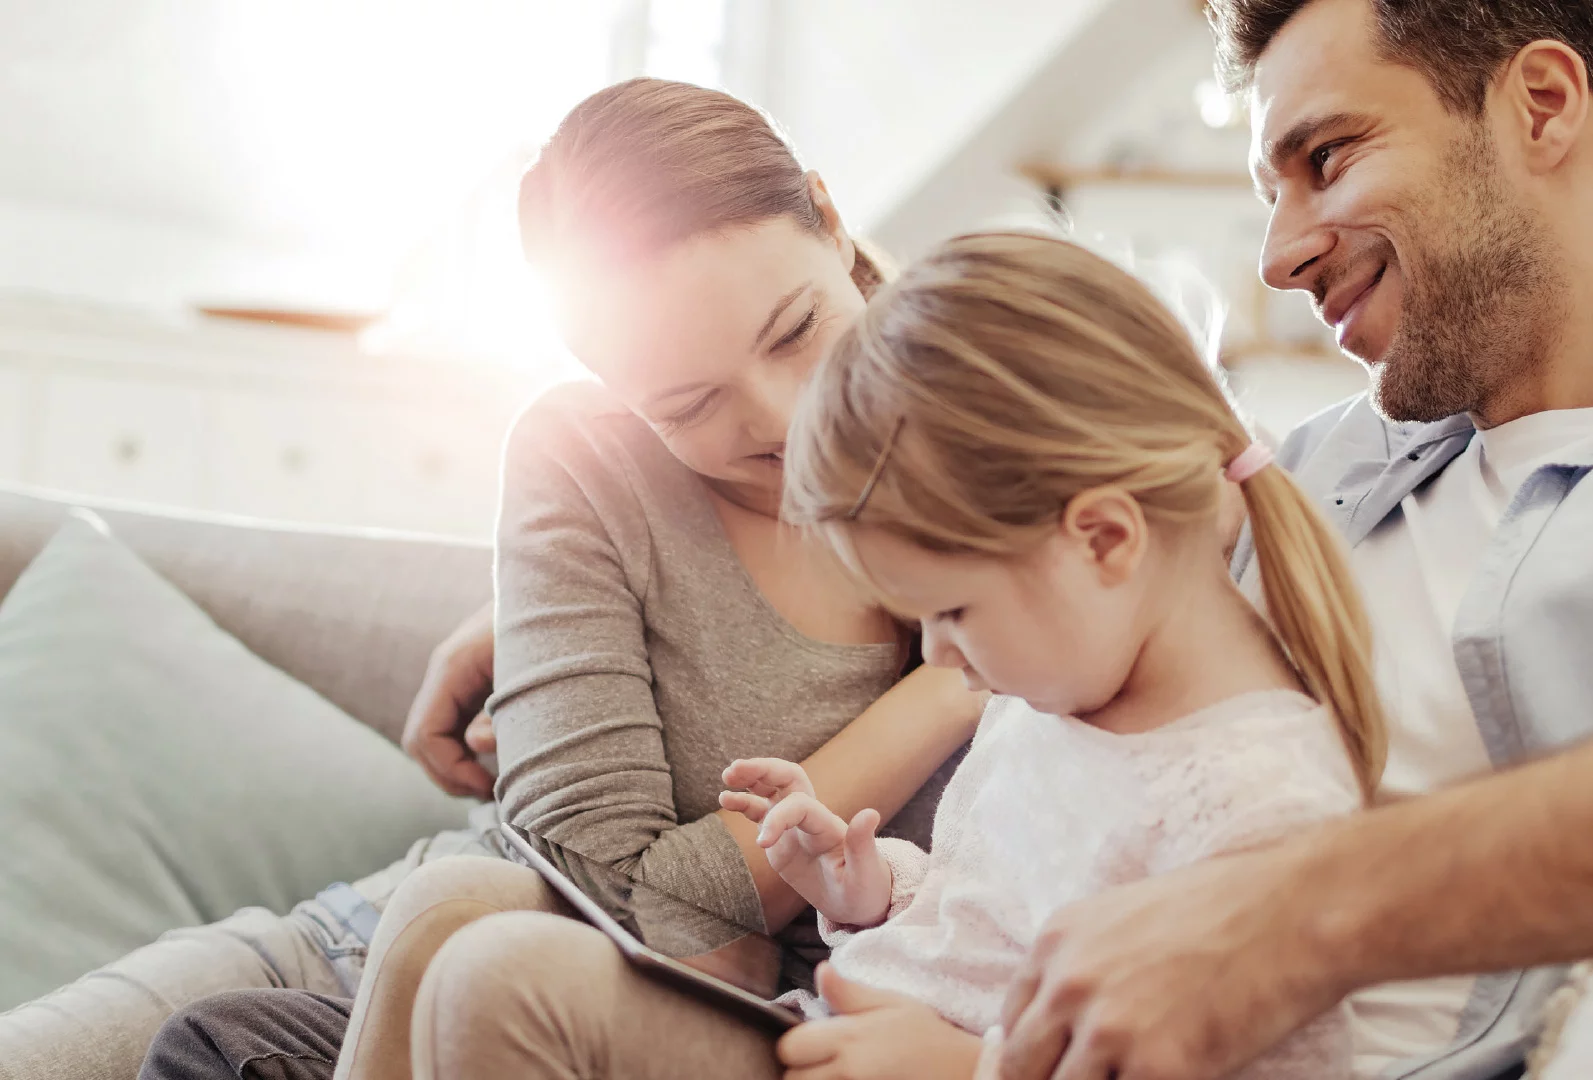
top-left (491, 398), bottom-right (981, 933)
top-left (719, 667), bottom-right (978, 928)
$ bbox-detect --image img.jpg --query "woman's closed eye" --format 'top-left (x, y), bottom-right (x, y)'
top-left (770, 307), bottom-right (818, 353)
top-left (659, 390), bottom-right (720, 433)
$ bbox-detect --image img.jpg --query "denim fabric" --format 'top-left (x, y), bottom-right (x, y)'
top-left (0, 823), bottom-right (495, 1080)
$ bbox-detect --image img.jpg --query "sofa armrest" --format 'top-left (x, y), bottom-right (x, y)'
top-left (0, 484), bottom-right (493, 744)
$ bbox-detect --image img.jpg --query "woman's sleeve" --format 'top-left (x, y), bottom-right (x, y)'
top-left (487, 404), bottom-right (766, 931)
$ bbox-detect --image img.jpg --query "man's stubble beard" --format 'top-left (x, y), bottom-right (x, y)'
top-left (1370, 126), bottom-right (1568, 425)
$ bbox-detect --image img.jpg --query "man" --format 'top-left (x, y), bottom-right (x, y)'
top-left (998, 1), bottom-right (1593, 1078)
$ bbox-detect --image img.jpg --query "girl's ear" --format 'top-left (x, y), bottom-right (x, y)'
top-left (807, 171), bottom-right (858, 274)
top-left (1059, 487), bottom-right (1147, 585)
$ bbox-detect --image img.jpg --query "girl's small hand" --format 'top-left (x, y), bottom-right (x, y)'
top-left (778, 964), bottom-right (982, 1080)
top-left (721, 757), bottom-right (818, 810)
top-left (720, 759), bottom-right (892, 927)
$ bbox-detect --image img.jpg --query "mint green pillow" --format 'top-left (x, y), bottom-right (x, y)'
top-left (0, 513), bottom-right (471, 1009)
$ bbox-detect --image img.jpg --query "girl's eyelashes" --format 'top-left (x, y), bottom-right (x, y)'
top-left (935, 607), bottom-right (966, 625)
top-left (771, 307), bottom-right (818, 352)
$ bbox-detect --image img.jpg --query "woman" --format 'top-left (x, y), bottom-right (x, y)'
top-left (131, 78), bottom-right (983, 1080)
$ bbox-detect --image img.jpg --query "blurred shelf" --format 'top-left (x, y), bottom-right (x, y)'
top-left (1221, 339), bottom-right (1348, 368)
top-left (1019, 162), bottom-right (1255, 195)
top-left (196, 305), bottom-right (386, 335)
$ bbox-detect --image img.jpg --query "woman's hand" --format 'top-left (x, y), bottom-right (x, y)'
top-left (401, 602), bottom-right (497, 799)
top-left (778, 965), bottom-right (982, 1080)
top-left (721, 758), bottom-right (892, 927)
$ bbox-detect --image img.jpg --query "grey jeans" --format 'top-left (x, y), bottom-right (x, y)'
top-left (0, 827), bottom-right (493, 1080)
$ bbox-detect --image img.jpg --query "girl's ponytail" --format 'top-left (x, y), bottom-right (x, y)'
top-left (1240, 464), bottom-right (1387, 798)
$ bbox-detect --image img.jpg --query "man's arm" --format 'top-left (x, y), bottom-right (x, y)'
top-left (1312, 737), bottom-right (1593, 982)
top-left (998, 739), bottom-right (1593, 1080)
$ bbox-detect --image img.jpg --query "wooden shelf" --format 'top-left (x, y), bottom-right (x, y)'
top-left (1019, 162), bottom-right (1254, 193)
top-left (196, 306), bottom-right (385, 335)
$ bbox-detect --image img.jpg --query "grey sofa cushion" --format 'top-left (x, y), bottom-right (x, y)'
top-left (0, 513), bottom-right (473, 1010)
top-left (0, 485), bottom-right (494, 745)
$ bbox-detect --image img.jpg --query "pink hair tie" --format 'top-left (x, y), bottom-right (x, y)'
top-left (1224, 441), bottom-right (1274, 484)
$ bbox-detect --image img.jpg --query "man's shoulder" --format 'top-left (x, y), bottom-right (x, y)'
top-left (1272, 391), bottom-right (1467, 490)
top-left (1275, 392), bottom-right (1386, 471)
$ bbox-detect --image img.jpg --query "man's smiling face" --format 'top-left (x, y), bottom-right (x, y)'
top-left (1249, 0), bottom-right (1564, 424)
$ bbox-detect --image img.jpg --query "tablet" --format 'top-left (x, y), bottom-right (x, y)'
top-left (499, 822), bottom-right (801, 1032)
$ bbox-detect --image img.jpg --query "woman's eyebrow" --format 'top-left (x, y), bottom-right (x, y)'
top-left (751, 283), bottom-right (811, 349)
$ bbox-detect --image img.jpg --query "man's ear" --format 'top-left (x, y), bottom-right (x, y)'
top-left (806, 171), bottom-right (857, 274)
top-left (1059, 487), bottom-right (1147, 586)
top-left (1500, 39), bottom-right (1589, 174)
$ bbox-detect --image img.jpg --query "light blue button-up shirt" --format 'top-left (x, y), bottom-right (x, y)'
top-left (1233, 393), bottom-right (1593, 1080)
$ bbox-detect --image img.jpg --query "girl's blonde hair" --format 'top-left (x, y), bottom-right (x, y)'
top-left (783, 232), bottom-right (1387, 796)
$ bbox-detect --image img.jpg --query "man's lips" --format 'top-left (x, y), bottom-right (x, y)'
top-left (1323, 264), bottom-right (1387, 343)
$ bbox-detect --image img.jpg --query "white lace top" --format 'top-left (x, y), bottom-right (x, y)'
top-left (804, 690), bottom-right (1364, 1078)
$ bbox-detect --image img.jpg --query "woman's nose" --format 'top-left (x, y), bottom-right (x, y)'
top-left (743, 362), bottom-right (804, 443)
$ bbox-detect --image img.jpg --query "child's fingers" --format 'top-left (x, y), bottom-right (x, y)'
top-left (843, 807), bottom-right (882, 867)
top-left (756, 793), bottom-right (846, 851)
top-left (721, 757), bottom-right (814, 799)
top-left (717, 790), bottom-right (773, 822)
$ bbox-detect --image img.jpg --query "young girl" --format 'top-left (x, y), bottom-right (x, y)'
top-left (719, 230), bottom-right (1389, 1079)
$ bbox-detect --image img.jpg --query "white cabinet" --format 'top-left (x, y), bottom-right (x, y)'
top-left (366, 402), bottom-right (505, 537)
top-left (0, 299), bottom-right (544, 539)
top-left (34, 373), bottom-right (207, 506)
top-left (208, 391), bottom-right (381, 526)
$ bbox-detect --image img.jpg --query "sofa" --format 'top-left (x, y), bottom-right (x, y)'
top-left (0, 482), bottom-right (493, 1013)
top-left (0, 484), bottom-right (493, 745)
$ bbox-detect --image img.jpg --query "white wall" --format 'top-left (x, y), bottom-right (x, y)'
top-left (761, 0), bottom-right (1115, 235)
top-left (0, 2), bottom-right (616, 316)
top-left (871, 0), bottom-right (1208, 259)
top-left (848, 0), bottom-right (1371, 436)
top-left (0, 199), bottom-right (395, 313)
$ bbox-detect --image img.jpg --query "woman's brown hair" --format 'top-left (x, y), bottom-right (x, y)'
top-left (783, 231), bottom-right (1388, 797)
top-left (518, 77), bottom-right (886, 295)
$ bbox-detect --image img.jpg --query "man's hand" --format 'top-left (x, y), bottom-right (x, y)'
top-left (401, 602), bottom-right (497, 799)
top-left (721, 758), bottom-right (893, 927)
top-left (779, 964), bottom-right (982, 1080)
top-left (999, 844), bottom-right (1345, 1080)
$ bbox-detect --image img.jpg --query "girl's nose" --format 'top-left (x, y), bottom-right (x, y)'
top-left (920, 621), bottom-right (965, 671)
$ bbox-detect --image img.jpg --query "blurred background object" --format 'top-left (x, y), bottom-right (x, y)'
top-left (0, 0), bottom-right (1366, 538)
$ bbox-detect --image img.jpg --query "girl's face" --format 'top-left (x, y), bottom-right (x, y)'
top-left (552, 204), bottom-right (866, 508)
top-left (850, 490), bottom-right (1159, 719)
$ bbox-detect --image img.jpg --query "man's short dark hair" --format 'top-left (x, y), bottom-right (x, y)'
top-left (1208, 0), bottom-right (1593, 115)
